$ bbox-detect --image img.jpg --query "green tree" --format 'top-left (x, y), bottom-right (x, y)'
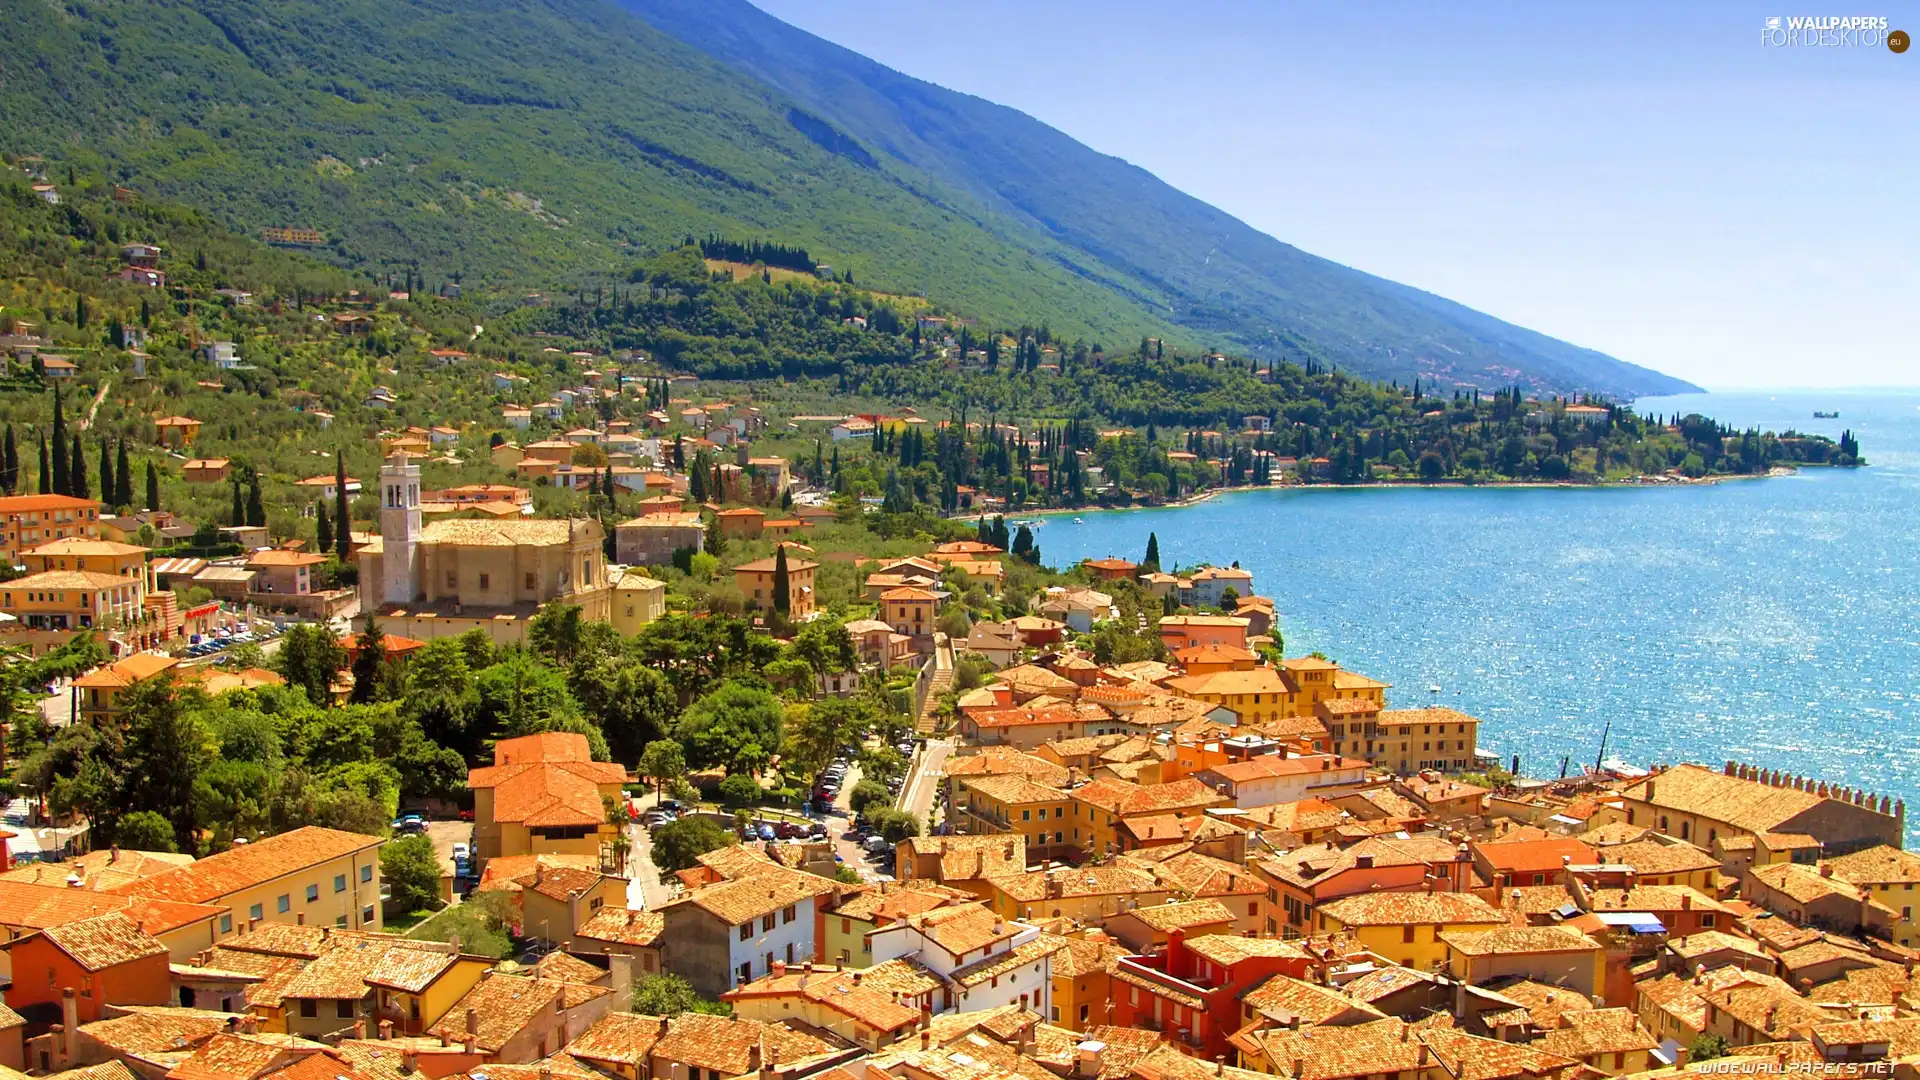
top-left (334, 449), bottom-right (352, 561)
top-left (717, 773), bottom-right (762, 809)
top-left (630, 972), bottom-right (728, 1016)
top-left (69, 436), bottom-right (88, 499)
top-left (37, 435), bottom-right (49, 494)
top-left (113, 440), bottom-right (133, 509)
top-left (637, 739), bottom-right (686, 804)
top-left (316, 501), bottom-right (334, 554)
top-left (650, 816), bottom-right (736, 876)
top-left (863, 807), bottom-right (921, 843)
top-left (848, 779), bottom-right (889, 813)
top-left (405, 638), bottom-right (481, 760)
top-left (1142, 531), bottom-right (1160, 571)
top-left (569, 657), bottom-right (674, 762)
top-left (675, 681), bottom-right (784, 774)
top-left (145, 460), bottom-right (160, 511)
top-left (246, 472), bottom-right (266, 527)
top-left (50, 386), bottom-right (66, 495)
top-left (381, 833), bottom-right (443, 913)
top-left (117, 676), bottom-right (214, 852)
top-left (98, 438), bottom-right (113, 508)
top-left (276, 623), bottom-right (347, 707)
top-left (528, 602), bottom-right (585, 664)
top-left (1687, 1035), bottom-right (1728, 1063)
top-left (349, 614), bottom-right (388, 705)
top-left (1, 424), bottom-right (17, 493)
top-left (113, 810), bottom-right (178, 853)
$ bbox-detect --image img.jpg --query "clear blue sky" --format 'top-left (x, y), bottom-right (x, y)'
top-left (751, 1), bottom-right (1917, 389)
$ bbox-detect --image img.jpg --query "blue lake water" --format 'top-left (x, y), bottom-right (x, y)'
top-left (1037, 390), bottom-right (1920, 835)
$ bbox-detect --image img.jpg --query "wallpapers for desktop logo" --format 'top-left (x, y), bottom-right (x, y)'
top-left (1761, 14), bottom-right (1907, 49)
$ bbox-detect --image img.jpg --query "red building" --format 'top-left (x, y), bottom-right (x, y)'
top-left (1109, 929), bottom-right (1313, 1061)
top-left (3, 911), bottom-right (171, 1026)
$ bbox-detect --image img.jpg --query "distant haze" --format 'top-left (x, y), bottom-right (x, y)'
top-left (754, 1), bottom-right (1918, 390)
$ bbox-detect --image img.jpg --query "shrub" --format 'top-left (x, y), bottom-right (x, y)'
top-left (718, 773), bottom-right (763, 809)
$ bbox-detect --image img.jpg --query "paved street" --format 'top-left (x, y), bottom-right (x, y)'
top-left (897, 738), bottom-right (954, 823)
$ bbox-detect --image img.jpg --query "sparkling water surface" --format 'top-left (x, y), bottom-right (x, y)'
top-left (1034, 390), bottom-right (1920, 835)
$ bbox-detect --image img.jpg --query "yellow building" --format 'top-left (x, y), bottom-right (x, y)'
top-left (880, 586), bottom-right (938, 638)
top-left (153, 416), bottom-right (202, 448)
top-left (954, 775), bottom-right (1074, 863)
top-left (358, 452), bottom-right (611, 645)
top-left (1593, 762), bottom-right (1903, 859)
top-left (1819, 845), bottom-right (1920, 947)
top-left (732, 555), bottom-right (817, 620)
top-left (1439, 925), bottom-right (1606, 1003)
top-left (611, 572), bottom-right (666, 635)
top-left (1047, 933), bottom-right (1127, 1030)
top-left (0, 493), bottom-right (103, 564)
top-left (723, 961), bottom-right (932, 1050)
top-left (0, 568), bottom-right (148, 635)
top-left (23, 537), bottom-right (149, 578)
top-left (477, 857), bottom-right (625, 948)
top-left (1070, 777), bottom-right (1234, 860)
top-left (467, 732), bottom-right (627, 870)
top-left (365, 949), bottom-right (494, 1035)
top-left (71, 652), bottom-right (180, 726)
top-left (1312, 891), bottom-right (1505, 971)
top-left (1356, 707), bottom-right (1482, 775)
top-left (980, 865), bottom-right (1169, 924)
top-left (1163, 667), bottom-right (1297, 724)
top-left (111, 826), bottom-right (386, 937)
top-left (1535, 1009), bottom-right (1660, 1076)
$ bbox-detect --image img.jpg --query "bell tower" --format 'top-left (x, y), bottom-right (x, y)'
top-left (380, 451), bottom-right (422, 605)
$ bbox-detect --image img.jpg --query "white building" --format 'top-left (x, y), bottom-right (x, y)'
top-left (1192, 752), bottom-right (1371, 809)
top-left (379, 452), bottom-right (421, 606)
top-left (1187, 565), bottom-right (1254, 609)
top-left (868, 902), bottom-right (1057, 1015)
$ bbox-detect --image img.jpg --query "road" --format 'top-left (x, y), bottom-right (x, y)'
top-left (621, 789), bottom-right (677, 912)
top-left (424, 820), bottom-right (472, 894)
top-left (897, 738), bottom-right (954, 824)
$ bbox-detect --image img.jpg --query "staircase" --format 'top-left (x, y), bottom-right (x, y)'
top-left (914, 632), bottom-right (955, 734)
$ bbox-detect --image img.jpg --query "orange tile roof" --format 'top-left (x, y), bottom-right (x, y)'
top-left (245, 549), bottom-right (328, 567)
top-left (574, 907), bottom-right (665, 947)
top-left (425, 974), bottom-right (609, 1052)
top-left (112, 827), bottom-right (383, 904)
top-left (0, 493), bottom-right (100, 513)
top-left (1317, 891), bottom-right (1505, 927)
top-left (670, 865), bottom-right (828, 926)
top-left (41, 910), bottom-right (167, 970)
top-left (1473, 837), bottom-right (1596, 875)
top-left (1071, 777), bottom-right (1228, 817)
top-left (650, 1012), bottom-right (836, 1075)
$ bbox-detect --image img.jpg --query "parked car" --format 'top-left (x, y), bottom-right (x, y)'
top-left (456, 809), bottom-right (474, 822)
top-left (392, 814), bottom-right (426, 835)
top-left (451, 842), bottom-right (470, 861)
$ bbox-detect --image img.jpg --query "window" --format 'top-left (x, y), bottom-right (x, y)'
top-left (337, 1000), bottom-right (355, 1019)
top-left (300, 1000), bottom-right (318, 1018)
top-left (782, 906), bottom-right (797, 924)
top-left (478, 573), bottom-right (490, 590)
top-left (278, 894), bottom-right (291, 913)
top-left (740, 923), bottom-right (753, 941)
top-left (446, 571), bottom-right (457, 589)
top-left (361, 865), bottom-right (373, 883)
top-left (362, 905), bottom-right (374, 924)
top-left (307, 884), bottom-right (320, 902)
top-left (525, 573), bottom-right (537, 590)
top-left (1703, 913), bottom-right (1718, 927)
top-left (249, 903), bottom-right (263, 921)
top-left (1402, 925), bottom-right (1416, 943)
top-left (762, 914), bottom-right (776, 932)
top-left (220, 915), bottom-right (233, 935)
top-left (335, 874), bottom-right (347, 893)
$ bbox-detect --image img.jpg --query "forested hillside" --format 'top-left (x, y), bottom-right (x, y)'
top-left (0, 0), bottom-right (1693, 396)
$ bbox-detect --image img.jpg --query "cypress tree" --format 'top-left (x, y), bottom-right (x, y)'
top-left (98, 439), bottom-right (114, 507)
top-left (316, 501), bottom-right (334, 554)
top-left (68, 437), bottom-right (88, 500)
top-left (334, 451), bottom-right (351, 561)
top-left (246, 472), bottom-right (266, 527)
top-left (145, 460), bottom-right (160, 512)
top-left (1143, 532), bottom-right (1161, 572)
top-left (231, 475), bottom-right (246, 526)
top-left (38, 436), bottom-right (51, 494)
top-left (771, 544), bottom-right (791, 619)
top-left (0, 425), bottom-right (15, 493)
top-left (114, 441), bottom-right (132, 509)
top-left (50, 387), bottom-right (68, 495)
top-left (350, 613), bottom-right (387, 705)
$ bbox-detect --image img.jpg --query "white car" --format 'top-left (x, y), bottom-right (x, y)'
top-left (451, 842), bottom-right (470, 861)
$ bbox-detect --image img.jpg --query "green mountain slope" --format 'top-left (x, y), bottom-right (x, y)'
top-left (621, 0), bottom-right (1699, 398)
top-left (0, 0), bottom-right (1180, 346)
top-left (0, 0), bottom-right (1697, 396)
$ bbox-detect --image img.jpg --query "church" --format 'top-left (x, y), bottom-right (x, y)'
top-left (357, 452), bottom-right (611, 644)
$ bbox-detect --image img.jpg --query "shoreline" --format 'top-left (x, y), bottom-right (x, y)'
top-left (974, 465), bottom-right (1806, 523)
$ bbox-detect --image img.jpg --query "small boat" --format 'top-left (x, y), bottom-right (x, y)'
top-left (1073, 517), bottom-right (1084, 524)
top-left (1813, 410), bottom-right (1840, 418)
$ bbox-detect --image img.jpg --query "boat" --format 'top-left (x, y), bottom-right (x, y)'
top-left (1599, 757), bottom-right (1650, 780)
top-left (1072, 517), bottom-right (1084, 524)
top-left (1813, 410), bottom-right (1840, 418)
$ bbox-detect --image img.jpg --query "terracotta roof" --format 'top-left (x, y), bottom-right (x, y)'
top-left (566, 1011), bottom-right (668, 1067)
top-left (467, 734), bottom-right (625, 830)
top-left (5, 568), bottom-right (140, 591)
top-left (41, 910), bottom-right (167, 970)
top-left (1824, 844), bottom-right (1920, 885)
top-left (1206, 754), bottom-right (1370, 783)
top-left (425, 974), bottom-right (610, 1052)
top-left (164, 1032), bottom-right (321, 1080)
top-left (535, 950), bottom-right (609, 985)
top-left (1439, 925), bottom-right (1601, 956)
top-left (245, 550), bottom-right (327, 568)
top-left (1317, 891), bottom-right (1505, 928)
top-left (418, 518), bottom-right (588, 547)
top-left (670, 865), bottom-right (827, 926)
top-left (1416, 1026), bottom-right (1581, 1080)
top-left (960, 774), bottom-right (1069, 806)
top-left (723, 966), bottom-right (920, 1032)
top-left (574, 907), bottom-right (665, 946)
top-left (363, 945), bottom-right (460, 993)
top-left (949, 937), bottom-right (1062, 988)
top-left (1241, 976), bottom-right (1386, 1027)
top-left (113, 827), bottom-right (382, 904)
top-left (946, 749), bottom-right (1071, 789)
top-left (1536, 1008), bottom-right (1659, 1059)
top-left (1601, 838), bottom-right (1720, 876)
top-left (1122, 898), bottom-right (1237, 932)
top-left (650, 1012), bottom-right (836, 1075)
top-left (1474, 837), bottom-right (1596, 875)
top-left (1141, 850), bottom-right (1267, 898)
top-left (0, 494), bottom-right (99, 512)
top-left (1621, 764), bottom-right (1826, 834)
top-left (1071, 777), bottom-right (1228, 817)
top-left (76, 1007), bottom-right (232, 1057)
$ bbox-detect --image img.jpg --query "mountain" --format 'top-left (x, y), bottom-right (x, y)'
top-left (0, 0), bottom-right (1698, 396)
top-left (619, 0), bottom-right (1699, 398)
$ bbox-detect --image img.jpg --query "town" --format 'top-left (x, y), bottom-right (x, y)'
top-left (0, 162), bottom-right (1911, 1079)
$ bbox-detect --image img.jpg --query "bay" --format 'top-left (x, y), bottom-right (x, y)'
top-left (1035, 390), bottom-right (1920, 838)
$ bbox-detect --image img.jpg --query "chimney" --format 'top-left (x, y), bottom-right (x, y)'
top-left (61, 989), bottom-right (78, 1058)
top-left (1292, 1058), bottom-right (1305, 1077)
top-left (240, 1016), bottom-right (257, 1035)
top-left (109, 845), bottom-right (119, 863)
top-left (922, 1031), bottom-right (932, 1049)
top-left (536, 863), bottom-right (544, 887)
top-left (403, 1051), bottom-right (419, 1073)
top-left (466, 1007), bottom-right (479, 1036)
top-left (772, 960), bottom-right (788, 977)
top-left (352, 1020), bottom-right (366, 1039)
top-left (463, 1034), bottom-right (477, 1055)
top-left (378, 1019), bottom-right (393, 1040)
top-left (1820, 864), bottom-right (1834, 878)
